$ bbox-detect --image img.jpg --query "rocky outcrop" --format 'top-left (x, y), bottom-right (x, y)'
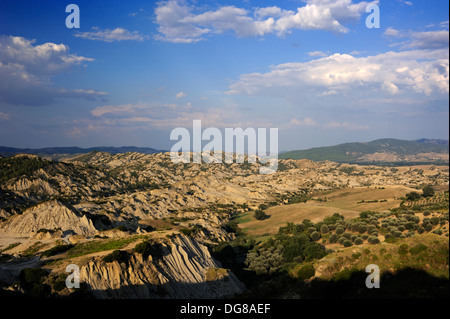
top-left (0, 200), bottom-right (96, 237)
top-left (80, 235), bottom-right (245, 299)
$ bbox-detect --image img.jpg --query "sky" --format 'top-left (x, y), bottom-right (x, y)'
top-left (0, 0), bottom-right (448, 152)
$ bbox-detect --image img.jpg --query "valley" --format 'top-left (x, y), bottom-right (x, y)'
top-left (0, 151), bottom-right (448, 299)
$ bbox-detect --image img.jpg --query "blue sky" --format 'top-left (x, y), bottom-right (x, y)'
top-left (0, 0), bottom-right (448, 151)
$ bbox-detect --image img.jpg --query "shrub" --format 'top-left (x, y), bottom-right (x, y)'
top-left (303, 242), bottom-right (326, 261)
top-left (254, 210), bottom-right (269, 220)
top-left (357, 224), bottom-right (368, 234)
top-left (307, 227), bottom-right (316, 234)
top-left (342, 233), bottom-right (351, 240)
top-left (409, 243), bottom-right (428, 255)
top-left (337, 237), bottom-right (346, 245)
top-left (430, 217), bottom-right (440, 226)
top-left (320, 225), bottom-right (329, 234)
top-left (335, 226), bottom-right (345, 235)
top-left (406, 192), bottom-right (421, 201)
top-left (41, 244), bottom-right (74, 258)
top-left (393, 231), bottom-right (403, 238)
top-left (329, 233), bottom-right (339, 243)
top-left (343, 240), bottom-right (352, 247)
top-left (368, 236), bottom-right (380, 244)
top-left (103, 250), bottom-right (129, 264)
top-left (354, 238), bottom-right (363, 245)
top-left (297, 263), bottom-right (315, 280)
top-left (422, 185), bottom-right (435, 198)
top-left (311, 231), bottom-right (321, 241)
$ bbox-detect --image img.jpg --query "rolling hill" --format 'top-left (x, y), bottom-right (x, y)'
top-left (279, 138), bottom-right (449, 164)
top-left (0, 146), bottom-right (164, 159)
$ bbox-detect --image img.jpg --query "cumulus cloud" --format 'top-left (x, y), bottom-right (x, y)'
top-left (154, 0), bottom-right (373, 43)
top-left (227, 49), bottom-right (449, 98)
top-left (75, 27), bottom-right (147, 42)
top-left (0, 35), bottom-right (106, 106)
top-left (175, 91), bottom-right (187, 99)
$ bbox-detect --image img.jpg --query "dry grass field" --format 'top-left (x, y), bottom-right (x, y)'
top-left (238, 185), bottom-right (420, 237)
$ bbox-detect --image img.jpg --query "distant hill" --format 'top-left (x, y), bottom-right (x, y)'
top-left (0, 146), bottom-right (165, 159)
top-left (280, 138), bottom-right (449, 165)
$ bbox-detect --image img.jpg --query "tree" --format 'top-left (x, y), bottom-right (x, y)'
top-left (254, 209), bottom-right (269, 220)
top-left (343, 240), bottom-right (352, 247)
top-left (297, 263), bottom-right (315, 280)
top-left (406, 192), bottom-right (421, 201)
top-left (320, 224), bottom-right (329, 234)
top-left (329, 233), bottom-right (339, 243)
top-left (335, 226), bottom-right (345, 235)
top-left (422, 185), bottom-right (435, 198)
top-left (311, 231), bottom-right (321, 241)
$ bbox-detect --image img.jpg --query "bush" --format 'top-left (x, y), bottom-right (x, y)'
top-left (406, 192), bottom-right (421, 201)
top-left (103, 250), bottom-right (129, 264)
top-left (342, 233), bottom-right (351, 240)
top-left (41, 244), bottom-right (73, 258)
top-left (422, 185), bottom-right (435, 198)
top-left (311, 231), bottom-right (321, 241)
top-left (320, 225), bottom-right (329, 234)
top-left (303, 242), bottom-right (326, 260)
top-left (337, 237), bottom-right (346, 245)
top-left (254, 210), bottom-right (269, 220)
top-left (329, 233), bottom-right (339, 243)
top-left (19, 268), bottom-right (51, 298)
top-left (354, 238), bottom-right (363, 245)
top-left (343, 240), bottom-right (352, 247)
top-left (368, 236), bottom-right (380, 244)
top-left (335, 226), bottom-right (345, 235)
top-left (430, 217), bottom-right (440, 226)
top-left (297, 263), bottom-right (315, 280)
top-left (409, 243), bottom-right (428, 255)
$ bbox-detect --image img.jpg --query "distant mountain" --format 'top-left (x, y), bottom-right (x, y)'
top-left (415, 138), bottom-right (449, 147)
top-left (280, 138), bottom-right (449, 164)
top-left (0, 146), bottom-right (165, 159)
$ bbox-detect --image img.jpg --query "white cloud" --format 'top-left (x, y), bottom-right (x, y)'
top-left (227, 49), bottom-right (449, 98)
top-left (308, 50), bottom-right (329, 57)
top-left (154, 0), bottom-right (373, 43)
top-left (382, 81), bottom-right (399, 94)
top-left (324, 121), bottom-right (370, 130)
top-left (384, 27), bottom-right (401, 37)
top-left (75, 27), bottom-right (147, 42)
top-left (90, 101), bottom-right (260, 129)
top-left (0, 35), bottom-right (105, 106)
top-left (0, 112), bottom-right (10, 120)
top-left (408, 30), bottom-right (449, 49)
top-left (175, 91), bottom-right (187, 99)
